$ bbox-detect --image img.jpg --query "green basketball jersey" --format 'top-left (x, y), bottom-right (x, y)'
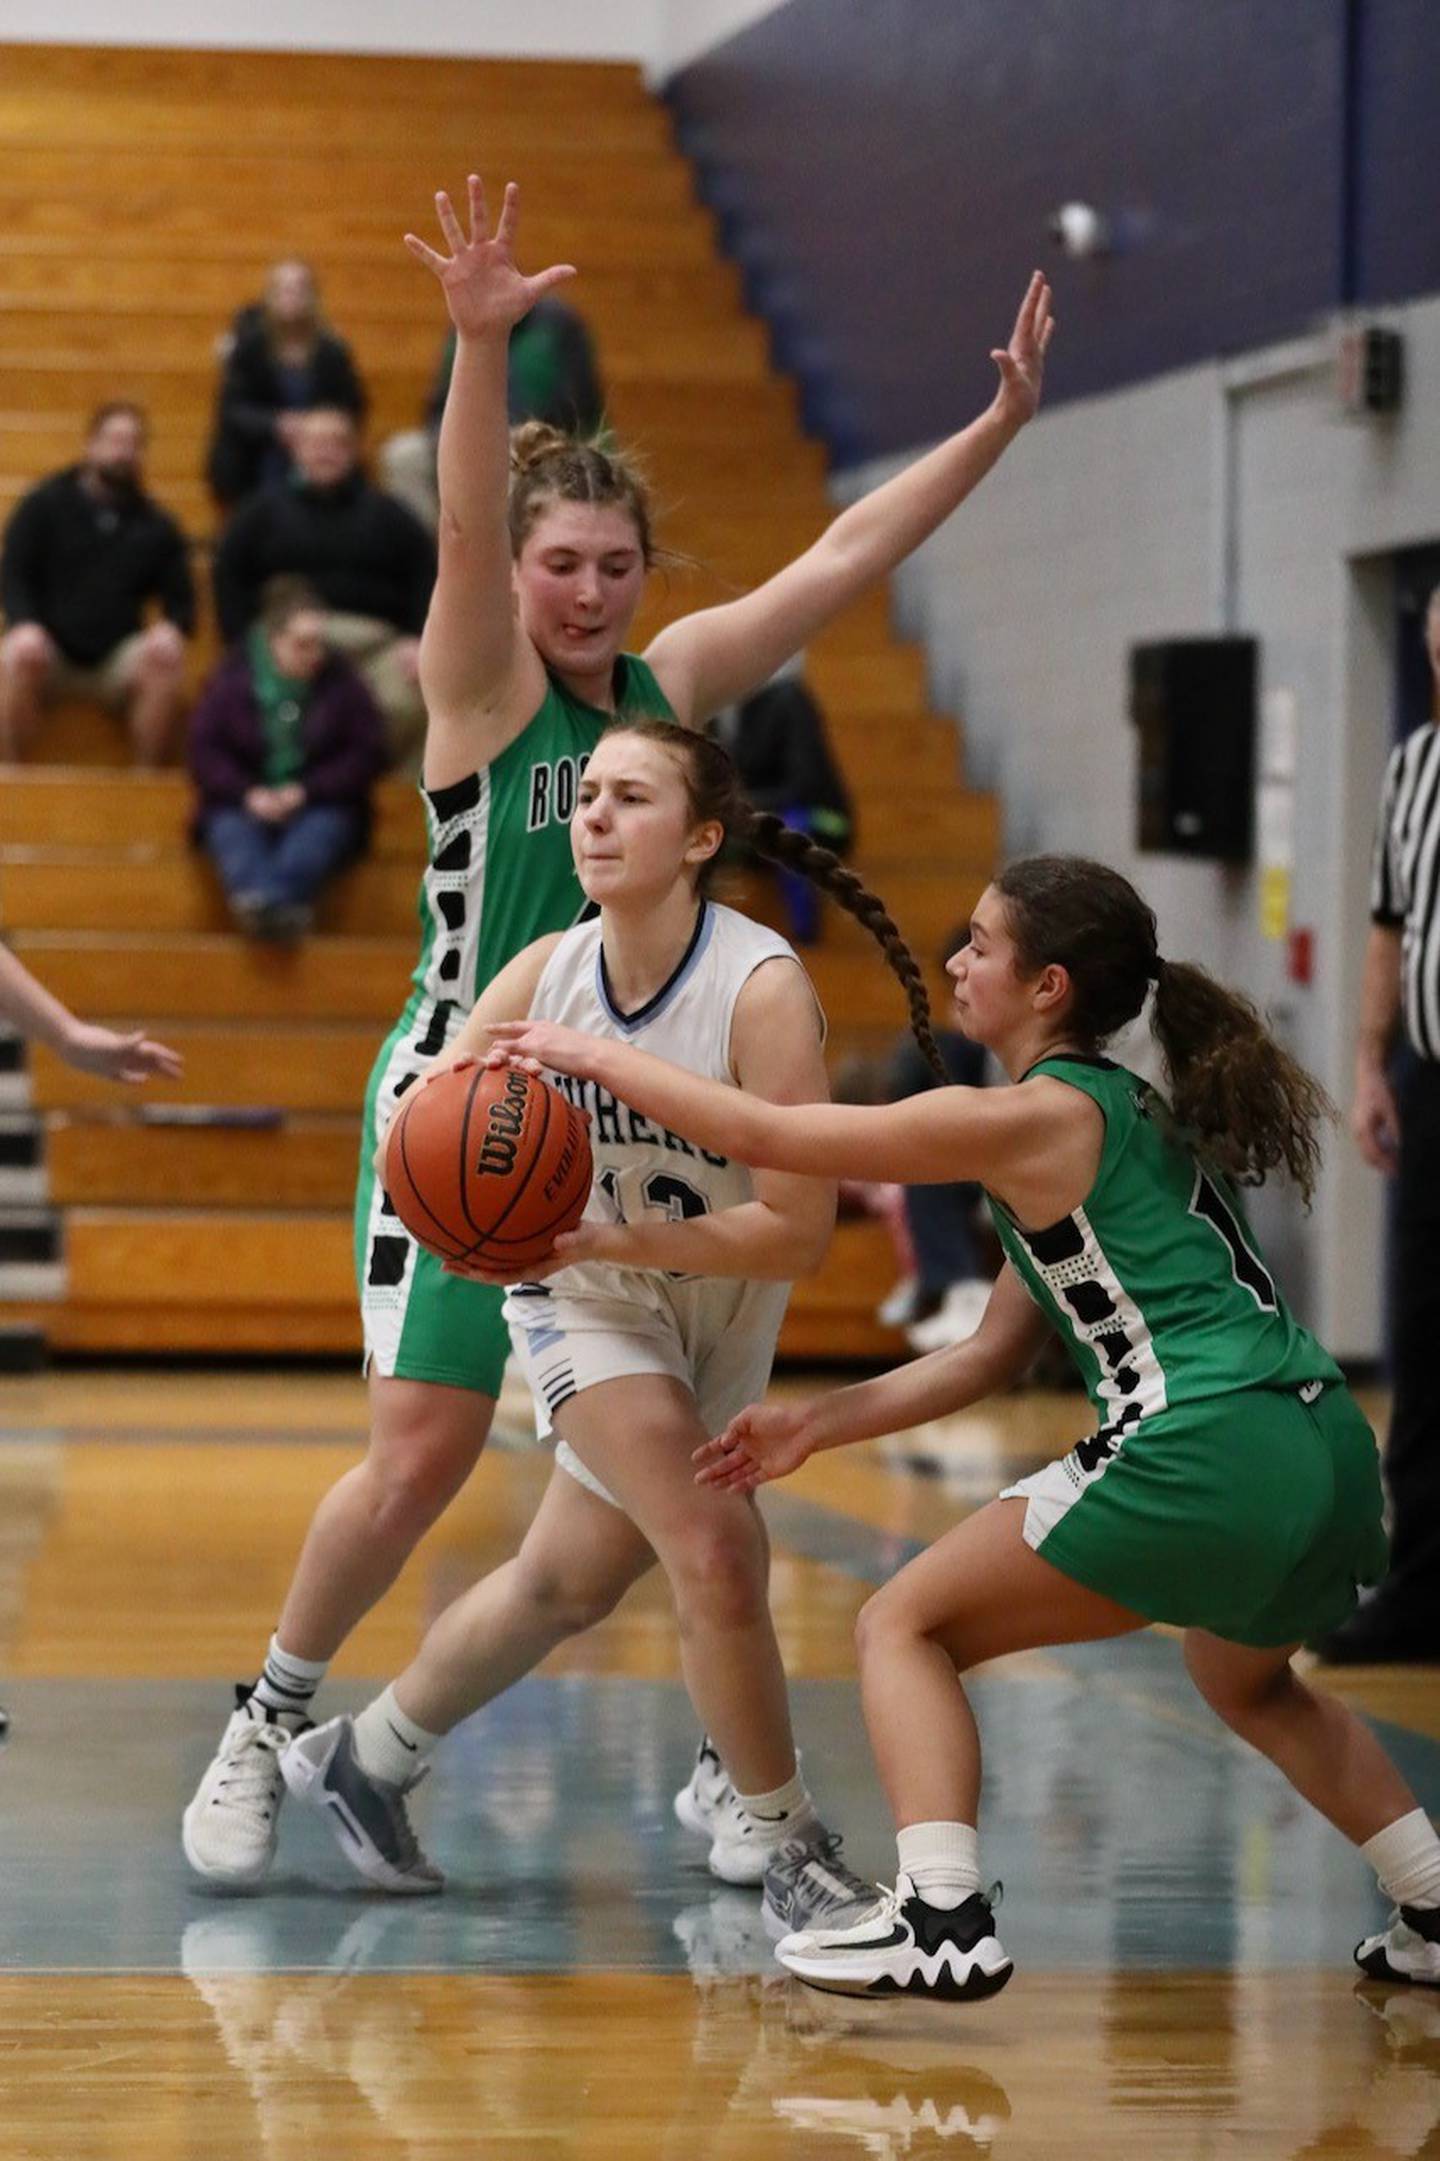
top-left (401, 653), bottom-right (675, 1044)
top-left (354, 655), bottom-right (676, 1393)
top-left (987, 1056), bottom-right (1340, 1431)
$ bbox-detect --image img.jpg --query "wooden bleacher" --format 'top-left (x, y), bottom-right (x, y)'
top-left (0, 43), bottom-right (997, 1360)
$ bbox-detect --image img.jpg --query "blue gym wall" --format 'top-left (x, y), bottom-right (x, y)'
top-left (668, 0), bottom-right (1440, 466)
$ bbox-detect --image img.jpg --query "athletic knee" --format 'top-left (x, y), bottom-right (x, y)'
top-left (513, 1550), bottom-right (624, 1638)
top-left (854, 1586), bottom-right (922, 1667)
top-left (1185, 1638), bottom-right (1297, 1734)
top-left (361, 1428), bottom-right (479, 1543)
top-left (668, 1521), bottom-right (767, 1631)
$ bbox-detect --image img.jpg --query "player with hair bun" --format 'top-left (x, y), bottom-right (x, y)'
top-left (183, 171), bottom-right (1053, 1891)
top-left (282, 717), bottom-right (939, 1933)
top-left (489, 854), bottom-right (1440, 2000)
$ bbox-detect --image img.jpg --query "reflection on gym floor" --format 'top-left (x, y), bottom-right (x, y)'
top-left (2, 1368), bottom-right (1437, 2158)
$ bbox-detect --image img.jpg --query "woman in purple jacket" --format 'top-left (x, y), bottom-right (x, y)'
top-left (189, 575), bottom-right (388, 940)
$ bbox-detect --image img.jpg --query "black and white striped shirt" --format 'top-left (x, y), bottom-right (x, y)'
top-left (1372, 721), bottom-right (1440, 1061)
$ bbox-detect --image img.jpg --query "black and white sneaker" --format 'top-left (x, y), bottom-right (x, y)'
top-left (1356, 1901), bottom-right (1440, 1987)
top-left (280, 1715), bottom-right (443, 1895)
top-left (761, 1825), bottom-right (877, 1940)
top-left (182, 1685), bottom-right (312, 1886)
top-left (776, 1871), bottom-right (1014, 2001)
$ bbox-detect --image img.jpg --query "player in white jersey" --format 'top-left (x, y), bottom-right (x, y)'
top-left (506, 897), bottom-right (801, 1490)
top-left (283, 719), bottom-right (950, 1935)
top-left (182, 175), bottom-right (1053, 1892)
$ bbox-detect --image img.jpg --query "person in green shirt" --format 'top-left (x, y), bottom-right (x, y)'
top-left (487, 852), bottom-right (1440, 2000)
top-left (188, 575), bottom-right (386, 942)
top-left (183, 175), bottom-right (1054, 1894)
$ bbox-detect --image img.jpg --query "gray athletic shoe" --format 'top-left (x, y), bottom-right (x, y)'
top-left (761, 1825), bottom-right (877, 1941)
top-left (280, 1715), bottom-right (443, 1895)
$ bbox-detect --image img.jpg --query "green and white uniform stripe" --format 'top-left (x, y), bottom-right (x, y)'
top-left (992, 1057), bottom-right (1385, 1644)
top-left (355, 656), bottom-right (675, 1392)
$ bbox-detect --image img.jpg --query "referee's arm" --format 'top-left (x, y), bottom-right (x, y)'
top-left (1354, 747), bottom-right (1406, 1171)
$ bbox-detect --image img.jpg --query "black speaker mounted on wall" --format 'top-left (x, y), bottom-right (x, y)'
top-left (1128, 636), bottom-right (1257, 861)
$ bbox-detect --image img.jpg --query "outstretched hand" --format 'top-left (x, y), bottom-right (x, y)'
top-left (693, 1398), bottom-right (820, 1494)
top-left (990, 271), bottom-right (1055, 429)
top-left (404, 174), bottom-right (576, 340)
top-left (61, 1022), bottom-right (183, 1085)
top-left (484, 1019), bottom-right (598, 1081)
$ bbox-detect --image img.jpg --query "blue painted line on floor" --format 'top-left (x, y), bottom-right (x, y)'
top-left (759, 1489), bottom-right (1440, 1781)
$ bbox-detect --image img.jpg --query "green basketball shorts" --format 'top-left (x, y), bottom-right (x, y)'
top-left (1002, 1381), bottom-right (1388, 1647)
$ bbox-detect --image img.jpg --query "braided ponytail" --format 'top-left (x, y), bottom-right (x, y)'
top-left (743, 811), bottom-right (948, 1081)
top-left (596, 717), bottom-right (947, 1081)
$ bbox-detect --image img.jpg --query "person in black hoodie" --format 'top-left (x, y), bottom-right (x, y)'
top-left (206, 259), bottom-right (366, 511)
top-left (0, 402), bottom-right (194, 763)
top-left (212, 410), bottom-right (435, 766)
top-left (189, 575), bottom-right (387, 941)
top-left (711, 663), bottom-right (854, 943)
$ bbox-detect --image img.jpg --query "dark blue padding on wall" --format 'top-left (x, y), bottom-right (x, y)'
top-left (1354, 0), bottom-right (1440, 304)
top-left (670, 0), bottom-right (1356, 465)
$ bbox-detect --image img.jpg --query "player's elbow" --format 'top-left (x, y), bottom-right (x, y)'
top-left (768, 1204), bottom-right (834, 1281)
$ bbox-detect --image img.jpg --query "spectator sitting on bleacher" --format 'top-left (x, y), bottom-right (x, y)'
top-left (212, 409), bottom-right (434, 769)
top-left (206, 259), bottom-right (367, 512)
top-left (836, 926), bottom-right (998, 1352)
top-left (0, 402), bottom-right (194, 766)
top-left (189, 575), bottom-right (387, 943)
top-left (711, 661), bottom-right (854, 944)
top-left (381, 296), bottom-right (606, 532)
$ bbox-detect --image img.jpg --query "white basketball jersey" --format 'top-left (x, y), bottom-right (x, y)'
top-left (525, 900), bottom-right (820, 1319)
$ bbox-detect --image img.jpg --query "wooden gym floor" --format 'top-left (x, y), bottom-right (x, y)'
top-left (1, 1366), bottom-right (1437, 2158)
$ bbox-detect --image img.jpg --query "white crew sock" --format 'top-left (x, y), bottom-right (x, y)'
top-left (352, 1685), bottom-right (445, 1788)
top-left (733, 1766), bottom-right (819, 1851)
top-left (249, 1635), bottom-right (328, 1723)
top-left (897, 1821), bottom-right (981, 1911)
top-left (1362, 1808), bottom-right (1440, 1910)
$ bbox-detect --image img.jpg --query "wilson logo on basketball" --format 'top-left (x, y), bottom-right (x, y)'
top-left (474, 1069), bottom-right (530, 1177)
top-left (543, 1126), bottom-right (580, 1203)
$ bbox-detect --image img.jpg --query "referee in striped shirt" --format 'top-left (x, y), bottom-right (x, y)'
top-left (1317, 583), bottom-right (1440, 1663)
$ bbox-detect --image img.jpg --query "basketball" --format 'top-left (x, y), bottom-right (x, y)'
top-left (383, 1062), bottom-right (593, 1269)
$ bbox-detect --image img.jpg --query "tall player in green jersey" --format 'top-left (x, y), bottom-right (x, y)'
top-left (490, 853), bottom-right (1440, 2000)
top-left (182, 177), bottom-right (1055, 1886)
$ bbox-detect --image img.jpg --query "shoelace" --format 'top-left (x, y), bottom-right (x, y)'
top-left (780, 1829), bottom-right (875, 1905)
top-left (213, 1720), bottom-right (289, 1815)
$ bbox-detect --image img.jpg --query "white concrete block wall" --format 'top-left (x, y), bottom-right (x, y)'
top-left (842, 295), bottom-right (1440, 1355)
top-left (0, 0), bottom-right (783, 66)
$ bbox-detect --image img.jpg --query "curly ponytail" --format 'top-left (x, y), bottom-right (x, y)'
top-left (994, 855), bottom-right (1333, 1203)
top-left (598, 718), bottom-right (948, 1081)
top-left (1150, 960), bottom-right (1331, 1202)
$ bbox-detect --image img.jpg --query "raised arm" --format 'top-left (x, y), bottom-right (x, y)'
top-left (406, 177), bottom-right (576, 780)
top-left (644, 273), bottom-right (1054, 724)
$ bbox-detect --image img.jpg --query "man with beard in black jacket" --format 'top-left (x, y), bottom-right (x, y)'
top-left (213, 408), bottom-right (435, 767)
top-left (0, 402), bottom-right (194, 763)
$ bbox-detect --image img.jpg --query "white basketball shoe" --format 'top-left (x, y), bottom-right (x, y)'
top-left (182, 1687), bottom-right (310, 1886)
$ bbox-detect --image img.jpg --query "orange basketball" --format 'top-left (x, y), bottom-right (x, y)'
top-left (383, 1063), bottom-right (592, 1270)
